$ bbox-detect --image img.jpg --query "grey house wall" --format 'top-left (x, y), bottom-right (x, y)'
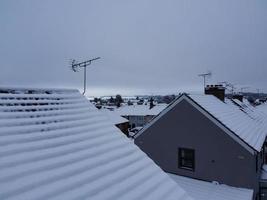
top-left (135, 99), bottom-right (261, 197)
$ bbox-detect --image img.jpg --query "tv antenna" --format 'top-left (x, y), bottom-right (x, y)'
top-left (70, 57), bottom-right (100, 95)
top-left (256, 88), bottom-right (260, 97)
top-left (198, 71), bottom-right (212, 92)
top-left (218, 81), bottom-right (235, 94)
top-left (240, 87), bottom-right (249, 93)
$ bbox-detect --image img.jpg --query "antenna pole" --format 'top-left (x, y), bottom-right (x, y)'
top-left (83, 66), bottom-right (87, 95)
top-left (204, 76), bottom-right (206, 90)
top-left (198, 72), bottom-right (212, 93)
top-left (70, 57), bottom-right (100, 95)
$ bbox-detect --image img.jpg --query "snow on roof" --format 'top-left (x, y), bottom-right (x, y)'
top-left (256, 103), bottom-right (267, 116)
top-left (168, 173), bottom-right (253, 200)
top-left (115, 104), bottom-right (167, 116)
top-left (100, 108), bottom-right (129, 125)
top-left (230, 99), bottom-right (267, 123)
top-left (189, 94), bottom-right (267, 152)
top-left (0, 87), bottom-right (192, 200)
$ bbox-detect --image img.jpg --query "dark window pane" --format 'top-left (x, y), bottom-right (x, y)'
top-left (178, 148), bottom-right (195, 171)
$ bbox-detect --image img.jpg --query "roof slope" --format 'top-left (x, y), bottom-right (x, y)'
top-left (100, 109), bottom-right (129, 125)
top-left (189, 94), bottom-right (267, 152)
top-left (256, 103), bottom-right (267, 116)
top-left (168, 173), bottom-right (253, 200)
top-left (115, 104), bottom-right (167, 116)
top-left (0, 87), bottom-right (192, 200)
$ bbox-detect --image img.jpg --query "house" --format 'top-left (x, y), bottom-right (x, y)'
top-left (0, 87), bottom-right (193, 200)
top-left (135, 85), bottom-right (267, 200)
top-left (115, 104), bottom-right (167, 129)
top-left (100, 108), bottom-right (130, 136)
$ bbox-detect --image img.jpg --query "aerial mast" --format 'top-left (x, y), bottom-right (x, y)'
top-left (70, 57), bottom-right (100, 95)
top-left (218, 81), bottom-right (236, 94)
top-left (198, 72), bottom-right (212, 93)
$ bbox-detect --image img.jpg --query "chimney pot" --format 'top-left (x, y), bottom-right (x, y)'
top-left (205, 84), bottom-right (225, 102)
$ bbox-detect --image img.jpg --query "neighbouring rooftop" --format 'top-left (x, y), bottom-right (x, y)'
top-left (188, 94), bottom-right (267, 152)
top-left (256, 103), bottom-right (267, 116)
top-left (136, 93), bottom-right (267, 152)
top-left (100, 108), bottom-right (129, 125)
top-left (168, 173), bottom-right (253, 200)
top-left (0, 87), bottom-right (192, 200)
top-left (115, 104), bottom-right (167, 116)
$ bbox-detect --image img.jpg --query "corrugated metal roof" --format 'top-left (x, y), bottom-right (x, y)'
top-left (189, 94), bottom-right (267, 152)
top-left (168, 173), bottom-right (253, 200)
top-left (0, 88), bottom-right (192, 200)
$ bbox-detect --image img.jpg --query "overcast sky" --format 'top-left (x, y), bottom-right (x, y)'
top-left (1, 0), bottom-right (267, 96)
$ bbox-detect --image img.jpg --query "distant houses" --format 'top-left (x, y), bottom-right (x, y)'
top-left (0, 87), bottom-right (192, 200)
top-left (115, 104), bottom-right (167, 129)
top-left (90, 95), bottom-right (168, 136)
top-left (135, 85), bottom-right (267, 200)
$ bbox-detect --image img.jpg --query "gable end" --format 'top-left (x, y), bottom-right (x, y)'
top-left (135, 94), bottom-right (256, 155)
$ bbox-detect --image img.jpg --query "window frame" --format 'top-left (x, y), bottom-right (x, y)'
top-left (178, 148), bottom-right (195, 171)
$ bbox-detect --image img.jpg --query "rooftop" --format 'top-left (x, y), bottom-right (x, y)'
top-left (136, 93), bottom-right (267, 152)
top-left (256, 103), bottom-right (267, 116)
top-left (189, 94), bottom-right (267, 152)
top-left (100, 108), bottom-right (129, 125)
top-left (115, 104), bottom-right (167, 116)
top-left (168, 173), bottom-right (253, 200)
top-left (0, 87), bottom-right (192, 200)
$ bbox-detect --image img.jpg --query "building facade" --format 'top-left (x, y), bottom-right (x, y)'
top-left (135, 87), bottom-right (267, 200)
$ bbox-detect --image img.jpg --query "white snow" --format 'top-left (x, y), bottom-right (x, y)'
top-left (100, 109), bottom-right (129, 125)
top-left (115, 104), bottom-right (167, 116)
top-left (189, 94), bottom-right (267, 152)
top-left (168, 173), bottom-right (253, 200)
top-left (0, 87), bottom-right (192, 200)
top-left (256, 103), bottom-right (267, 116)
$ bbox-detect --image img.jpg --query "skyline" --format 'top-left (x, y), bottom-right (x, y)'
top-left (1, 0), bottom-right (267, 96)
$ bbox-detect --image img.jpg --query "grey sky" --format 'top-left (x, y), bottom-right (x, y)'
top-left (1, 0), bottom-right (267, 96)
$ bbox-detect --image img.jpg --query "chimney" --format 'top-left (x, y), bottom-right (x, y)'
top-left (205, 85), bottom-right (225, 102)
top-left (149, 97), bottom-right (155, 109)
top-left (232, 94), bottom-right (243, 102)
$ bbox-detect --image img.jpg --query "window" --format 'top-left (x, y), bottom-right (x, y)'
top-left (178, 148), bottom-right (195, 171)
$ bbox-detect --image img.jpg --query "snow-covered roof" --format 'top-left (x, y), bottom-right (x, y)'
top-left (100, 108), bottom-right (129, 125)
top-left (256, 103), bottom-right (267, 116)
top-left (136, 94), bottom-right (267, 152)
top-left (115, 104), bottom-right (167, 116)
top-left (0, 87), bottom-right (192, 200)
top-left (168, 173), bottom-right (253, 200)
top-left (230, 99), bottom-right (267, 123)
top-left (189, 94), bottom-right (267, 152)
